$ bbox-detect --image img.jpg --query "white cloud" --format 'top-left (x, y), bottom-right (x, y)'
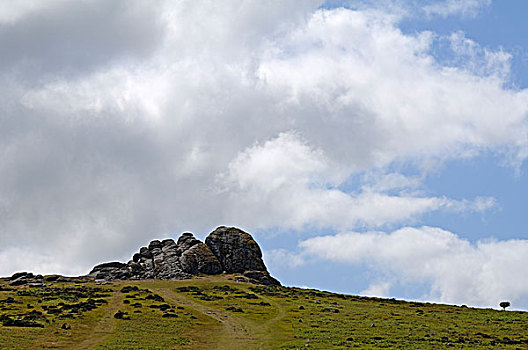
top-left (423, 0), bottom-right (491, 18)
top-left (447, 31), bottom-right (512, 79)
top-left (218, 132), bottom-right (495, 229)
top-left (258, 8), bottom-right (528, 168)
top-left (360, 172), bottom-right (424, 193)
top-left (361, 281), bottom-right (393, 298)
top-left (265, 248), bottom-right (306, 269)
top-left (297, 227), bottom-right (528, 308)
top-left (0, 1), bottom-right (526, 277)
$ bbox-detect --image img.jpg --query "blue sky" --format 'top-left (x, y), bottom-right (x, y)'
top-left (259, 0), bottom-right (528, 308)
top-left (259, 154), bottom-right (528, 302)
top-left (394, 0), bottom-right (528, 242)
top-left (0, 0), bottom-right (526, 309)
top-left (424, 157), bottom-right (527, 240)
top-left (401, 0), bottom-right (528, 88)
top-left (403, 0), bottom-right (528, 240)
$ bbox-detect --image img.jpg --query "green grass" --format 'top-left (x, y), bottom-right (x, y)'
top-left (1, 275), bottom-right (527, 349)
top-left (98, 286), bottom-right (192, 349)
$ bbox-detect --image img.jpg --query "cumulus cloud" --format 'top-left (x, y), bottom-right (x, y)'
top-left (293, 227), bottom-right (528, 308)
top-left (218, 132), bottom-right (495, 229)
top-left (0, 0), bottom-right (526, 279)
top-left (258, 8), bottom-right (528, 167)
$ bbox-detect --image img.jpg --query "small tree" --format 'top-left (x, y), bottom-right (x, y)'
top-left (499, 301), bottom-right (510, 311)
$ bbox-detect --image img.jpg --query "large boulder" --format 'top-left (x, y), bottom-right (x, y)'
top-left (180, 243), bottom-right (222, 275)
top-left (175, 232), bottom-right (201, 256)
top-left (243, 270), bottom-right (281, 286)
top-left (89, 262), bottom-right (129, 280)
top-left (205, 226), bottom-right (267, 273)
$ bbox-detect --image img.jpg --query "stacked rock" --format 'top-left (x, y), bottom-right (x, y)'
top-left (88, 226), bottom-right (280, 286)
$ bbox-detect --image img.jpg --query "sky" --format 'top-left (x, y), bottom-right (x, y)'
top-left (0, 0), bottom-right (526, 310)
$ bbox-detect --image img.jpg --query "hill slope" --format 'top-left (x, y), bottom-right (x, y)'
top-left (1, 275), bottom-right (527, 349)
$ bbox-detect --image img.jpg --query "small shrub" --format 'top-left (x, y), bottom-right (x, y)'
top-left (225, 306), bottom-right (243, 312)
top-left (114, 310), bottom-right (130, 320)
top-left (120, 286), bottom-right (140, 293)
top-left (2, 318), bottom-right (44, 328)
top-left (145, 294), bottom-right (165, 302)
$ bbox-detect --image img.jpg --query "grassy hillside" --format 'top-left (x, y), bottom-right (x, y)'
top-left (1, 275), bottom-right (527, 349)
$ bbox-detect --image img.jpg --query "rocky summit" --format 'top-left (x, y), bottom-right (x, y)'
top-left (88, 226), bottom-right (280, 286)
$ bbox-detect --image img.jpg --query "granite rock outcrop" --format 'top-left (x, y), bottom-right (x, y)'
top-left (88, 226), bottom-right (279, 286)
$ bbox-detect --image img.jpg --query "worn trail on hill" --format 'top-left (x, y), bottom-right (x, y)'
top-left (76, 291), bottom-right (123, 349)
top-left (155, 286), bottom-right (285, 349)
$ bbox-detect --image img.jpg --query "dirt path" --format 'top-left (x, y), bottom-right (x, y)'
top-left (155, 287), bottom-right (267, 349)
top-left (74, 290), bottom-right (123, 349)
top-left (261, 294), bottom-right (287, 326)
top-left (257, 294), bottom-right (288, 343)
